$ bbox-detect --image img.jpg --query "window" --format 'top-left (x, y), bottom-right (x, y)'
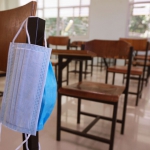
top-left (128, 0), bottom-right (150, 38)
top-left (36, 0), bottom-right (91, 37)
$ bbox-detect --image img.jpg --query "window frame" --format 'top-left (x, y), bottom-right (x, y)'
top-left (36, 0), bottom-right (91, 38)
top-left (126, 0), bottom-right (150, 38)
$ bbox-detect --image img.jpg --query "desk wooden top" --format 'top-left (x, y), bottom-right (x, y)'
top-left (52, 49), bottom-right (96, 57)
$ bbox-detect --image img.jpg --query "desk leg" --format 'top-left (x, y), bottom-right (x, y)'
top-left (57, 56), bottom-right (63, 141)
top-left (58, 56), bottom-right (63, 88)
top-left (79, 61), bottom-right (83, 82)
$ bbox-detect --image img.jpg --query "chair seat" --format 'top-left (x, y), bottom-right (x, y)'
top-left (134, 55), bottom-right (150, 60)
top-left (125, 60), bottom-right (150, 66)
top-left (134, 61), bottom-right (150, 67)
top-left (59, 81), bottom-right (125, 102)
top-left (107, 66), bottom-right (143, 75)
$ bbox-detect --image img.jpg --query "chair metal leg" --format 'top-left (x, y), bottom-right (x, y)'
top-left (75, 60), bottom-right (77, 74)
top-left (148, 66), bottom-right (150, 77)
top-left (85, 60), bottom-right (88, 70)
top-left (57, 94), bottom-right (62, 141)
top-left (141, 71), bottom-right (145, 93)
top-left (121, 89), bottom-right (128, 135)
top-left (109, 102), bottom-right (118, 150)
top-left (23, 132), bottom-right (39, 150)
top-left (0, 91), bottom-right (3, 97)
top-left (148, 66), bottom-right (150, 83)
top-left (146, 66), bottom-right (149, 86)
top-left (121, 60), bottom-right (132, 136)
top-left (100, 58), bottom-right (103, 71)
top-left (105, 70), bottom-right (108, 84)
top-left (136, 75), bottom-right (141, 106)
top-left (91, 59), bottom-right (93, 76)
top-left (77, 98), bottom-right (81, 124)
top-left (84, 60), bottom-right (87, 79)
top-left (66, 65), bottom-right (69, 85)
top-left (122, 74), bottom-right (125, 84)
top-left (112, 73), bottom-right (115, 85)
top-left (97, 57), bottom-right (99, 67)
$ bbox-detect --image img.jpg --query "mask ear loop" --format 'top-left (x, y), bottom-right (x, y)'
top-left (39, 143), bottom-right (41, 150)
top-left (12, 16), bottom-right (48, 50)
top-left (15, 134), bottom-right (31, 150)
top-left (44, 32), bottom-right (47, 48)
top-left (25, 134), bottom-right (29, 150)
top-left (12, 17), bottom-right (30, 44)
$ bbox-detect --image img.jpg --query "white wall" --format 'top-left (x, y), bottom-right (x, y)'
top-left (0, 0), bottom-right (6, 10)
top-left (89, 0), bottom-right (129, 40)
top-left (0, 0), bottom-right (19, 10)
top-left (6, 0), bottom-right (19, 10)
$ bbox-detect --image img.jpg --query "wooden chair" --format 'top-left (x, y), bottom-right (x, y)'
top-left (0, 1), bottom-right (37, 96)
top-left (134, 54), bottom-right (150, 78)
top-left (134, 56), bottom-right (150, 85)
top-left (120, 38), bottom-right (149, 85)
top-left (133, 48), bottom-right (150, 86)
top-left (47, 36), bottom-right (70, 84)
top-left (57, 40), bottom-right (133, 150)
top-left (0, 1), bottom-right (41, 149)
top-left (119, 38), bottom-right (149, 104)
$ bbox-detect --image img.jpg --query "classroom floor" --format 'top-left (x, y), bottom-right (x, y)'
top-left (0, 62), bottom-right (150, 150)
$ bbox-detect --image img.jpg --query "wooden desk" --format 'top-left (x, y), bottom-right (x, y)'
top-left (52, 49), bottom-right (96, 88)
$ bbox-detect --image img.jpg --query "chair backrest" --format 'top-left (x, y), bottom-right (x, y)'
top-left (0, 1), bottom-right (37, 72)
top-left (84, 40), bottom-right (132, 59)
top-left (120, 38), bottom-right (147, 51)
top-left (47, 36), bottom-right (70, 49)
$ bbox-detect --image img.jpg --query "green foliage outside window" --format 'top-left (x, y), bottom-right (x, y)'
top-left (45, 18), bottom-right (57, 36)
top-left (73, 17), bottom-right (88, 36)
top-left (45, 17), bottom-right (89, 36)
top-left (129, 15), bottom-right (149, 33)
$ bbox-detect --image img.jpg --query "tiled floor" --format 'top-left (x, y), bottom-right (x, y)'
top-left (0, 63), bottom-right (150, 150)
